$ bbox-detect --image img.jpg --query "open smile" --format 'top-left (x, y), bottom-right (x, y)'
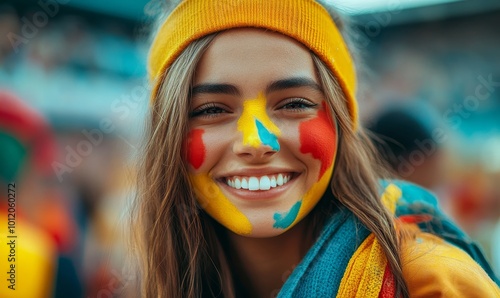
top-left (225, 173), bottom-right (294, 191)
top-left (217, 172), bottom-right (300, 200)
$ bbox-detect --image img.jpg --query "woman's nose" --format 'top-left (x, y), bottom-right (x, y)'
top-left (233, 136), bottom-right (279, 160)
top-left (234, 94), bottom-right (281, 161)
top-left (233, 118), bottom-right (280, 161)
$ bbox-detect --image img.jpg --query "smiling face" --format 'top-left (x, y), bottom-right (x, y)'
top-left (185, 28), bottom-right (338, 237)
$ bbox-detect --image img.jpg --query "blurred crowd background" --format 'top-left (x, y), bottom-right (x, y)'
top-left (0, 0), bottom-right (499, 297)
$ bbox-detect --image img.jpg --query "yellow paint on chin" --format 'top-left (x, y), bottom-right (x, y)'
top-left (293, 163), bottom-right (335, 228)
top-left (189, 173), bottom-right (252, 235)
top-left (237, 93), bottom-right (280, 147)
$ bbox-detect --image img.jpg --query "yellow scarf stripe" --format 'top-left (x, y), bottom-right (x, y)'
top-left (337, 183), bottom-right (402, 297)
top-left (337, 234), bottom-right (387, 297)
top-left (382, 183), bottom-right (402, 215)
top-left (148, 0), bottom-right (358, 129)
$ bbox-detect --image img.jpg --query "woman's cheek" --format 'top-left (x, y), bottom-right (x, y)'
top-left (186, 128), bottom-right (206, 170)
top-left (186, 128), bottom-right (253, 235)
top-left (287, 103), bottom-right (337, 228)
top-left (299, 102), bottom-right (337, 180)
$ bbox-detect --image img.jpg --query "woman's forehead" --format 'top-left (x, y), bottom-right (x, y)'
top-left (194, 28), bottom-right (318, 87)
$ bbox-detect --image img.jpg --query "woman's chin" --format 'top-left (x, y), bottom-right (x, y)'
top-left (229, 221), bottom-right (293, 238)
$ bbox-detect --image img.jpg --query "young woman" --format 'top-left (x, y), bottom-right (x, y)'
top-left (131, 0), bottom-right (500, 297)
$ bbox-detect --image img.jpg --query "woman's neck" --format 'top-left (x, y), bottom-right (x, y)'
top-left (227, 220), bottom-right (315, 298)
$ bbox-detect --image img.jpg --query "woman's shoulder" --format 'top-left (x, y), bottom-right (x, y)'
top-left (379, 179), bottom-right (500, 295)
top-left (401, 230), bottom-right (500, 297)
top-left (379, 179), bottom-right (439, 207)
top-left (382, 180), bottom-right (499, 279)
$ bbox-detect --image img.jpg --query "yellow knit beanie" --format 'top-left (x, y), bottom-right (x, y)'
top-left (148, 0), bottom-right (358, 129)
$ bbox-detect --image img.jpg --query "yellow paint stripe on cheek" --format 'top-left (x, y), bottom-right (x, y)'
top-left (237, 93), bottom-right (280, 148)
top-left (293, 163), bottom-right (334, 227)
top-left (189, 173), bottom-right (252, 235)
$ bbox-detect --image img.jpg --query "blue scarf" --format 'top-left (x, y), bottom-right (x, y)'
top-left (277, 180), bottom-right (499, 297)
top-left (277, 207), bottom-right (369, 297)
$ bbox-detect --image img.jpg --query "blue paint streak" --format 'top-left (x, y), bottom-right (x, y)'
top-left (255, 119), bottom-right (280, 151)
top-left (273, 201), bottom-right (302, 229)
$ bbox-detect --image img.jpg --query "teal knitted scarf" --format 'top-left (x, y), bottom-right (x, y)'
top-left (277, 180), bottom-right (499, 297)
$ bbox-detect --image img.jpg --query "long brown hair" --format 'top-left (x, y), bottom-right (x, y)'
top-left (313, 54), bottom-right (409, 298)
top-left (130, 1), bottom-right (410, 297)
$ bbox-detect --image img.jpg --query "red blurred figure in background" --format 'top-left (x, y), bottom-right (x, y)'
top-left (0, 90), bottom-right (81, 297)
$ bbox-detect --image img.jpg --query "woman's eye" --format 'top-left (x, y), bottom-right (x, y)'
top-left (190, 104), bottom-right (228, 118)
top-left (280, 98), bottom-right (317, 111)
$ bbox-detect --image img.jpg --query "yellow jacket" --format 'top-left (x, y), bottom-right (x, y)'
top-left (0, 210), bottom-right (56, 298)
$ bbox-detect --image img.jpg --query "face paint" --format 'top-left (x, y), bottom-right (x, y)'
top-left (299, 102), bottom-right (337, 179)
top-left (186, 129), bottom-right (206, 169)
top-left (188, 93), bottom-right (285, 234)
top-left (188, 28), bottom-right (338, 237)
top-left (273, 102), bottom-right (337, 230)
top-left (273, 201), bottom-right (302, 229)
top-left (186, 129), bottom-right (252, 234)
top-left (189, 173), bottom-right (253, 235)
top-left (255, 120), bottom-right (280, 151)
top-left (237, 93), bottom-right (281, 151)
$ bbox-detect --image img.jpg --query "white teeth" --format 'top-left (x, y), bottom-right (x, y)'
top-left (260, 176), bottom-right (271, 190)
top-left (277, 174), bottom-right (284, 186)
top-left (234, 178), bottom-right (241, 189)
top-left (241, 178), bottom-right (248, 189)
top-left (248, 177), bottom-right (259, 190)
top-left (225, 174), bottom-right (292, 191)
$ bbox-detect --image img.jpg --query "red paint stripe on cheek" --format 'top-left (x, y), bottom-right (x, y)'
top-left (186, 129), bottom-right (206, 169)
top-left (299, 103), bottom-right (337, 179)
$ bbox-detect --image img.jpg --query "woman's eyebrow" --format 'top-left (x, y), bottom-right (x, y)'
top-left (191, 83), bottom-right (240, 96)
top-left (190, 77), bottom-right (322, 97)
top-left (266, 77), bottom-right (323, 94)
